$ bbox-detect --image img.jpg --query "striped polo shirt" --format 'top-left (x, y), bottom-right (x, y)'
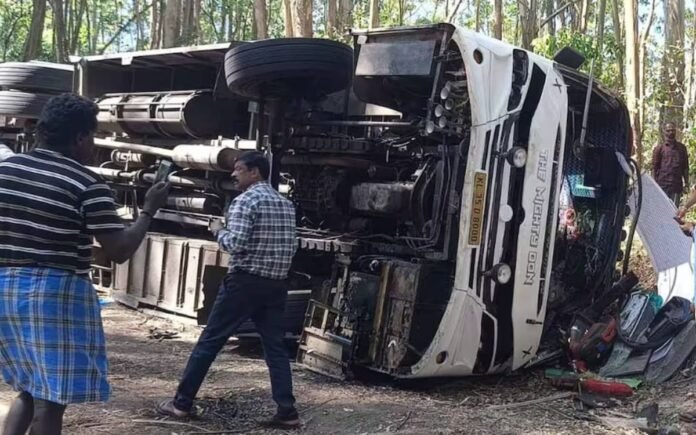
top-left (0, 148), bottom-right (124, 275)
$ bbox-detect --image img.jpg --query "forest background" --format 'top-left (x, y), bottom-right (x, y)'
top-left (0, 0), bottom-right (692, 169)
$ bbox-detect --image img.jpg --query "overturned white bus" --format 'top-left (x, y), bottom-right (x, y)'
top-left (60, 23), bottom-right (632, 379)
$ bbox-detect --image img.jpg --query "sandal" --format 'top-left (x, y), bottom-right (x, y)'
top-left (156, 399), bottom-right (191, 419)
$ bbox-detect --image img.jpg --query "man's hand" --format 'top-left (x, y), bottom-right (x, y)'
top-left (209, 217), bottom-right (225, 235)
top-left (678, 206), bottom-right (688, 219)
top-left (143, 182), bottom-right (170, 215)
top-left (680, 221), bottom-right (694, 237)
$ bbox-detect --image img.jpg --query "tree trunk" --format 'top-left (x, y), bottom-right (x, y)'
top-left (283, 0), bottom-right (294, 36)
top-left (254, 0), bottom-right (268, 39)
top-left (162, 0), bottom-right (181, 48)
top-left (558, 0), bottom-right (566, 27)
top-left (251, 6), bottom-right (257, 38)
top-left (595, 0), bottom-right (606, 76)
top-left (242, 0), bottom-right (251, 39)
top-left (327, 0), bottom-right (337, 38)
top-left (639, 0), bottom-right (656, 138)
top-left (475, 0), bottom-right (481, 31)
top-left (611, 0), bottom-right (624, 89)
top-left (51, 0), bottom-right (69, 62)
top-left (368, 0), bottom-right (379, 29)
top-left (572, 2), bottom-right (582, 31)
top-left (218, 2), bottom-right (227, 41)
top-left (624, 0), bottom-right (642, 166)
top-left (151, 0), bottom-right (160, 48)
top-left (85, 1), bottom-right (92, 52)
top-left (66, 0), bottom-right (73, 50)
top-left (686, 9), bottom-right (696, 129)
top-left (580, 0), bottom-right (590, 32)
top-left (661, 0), bottom-right (685, 129)
top-left (181, 0), bottom-right (193, 44)
top-left (91, 0), bottom-right (99, 52)
top-left (229, 3), bottom-right (236, 40)
top-left (398, 0), bottom-right (405, 26)
top-left (448, 0), bottom-right (465, 23)
top-left (337, 0), bottom-right (352, 40)
top-left (192, 0), bottom-right (201, 43)
top-left (24, 0), bottom-right (47, 61)
top-left (545, 0), bottom-right (554, 36)
top-left (72, 0), bottom-right (87, 54)
top-left (515, 9), bottom-right (520, 45)
top-left (518, 0), bottom-right (538, 50)
top-left (303, 0), bottom-right (313, 36)
top-left (236, 0), bottom-right (245, 39)
top-left (292, 0), bottom-right (312, 36)
top-left (494, 0), bottom-right (503, 39)
top-left (133, 0), bottom-right (143, 50)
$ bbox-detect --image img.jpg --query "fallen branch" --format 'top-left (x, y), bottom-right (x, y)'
top-left (395, 410), bottom-right (413, 431)
top-left (131, 419), bottom-right (210, 432)
top-left (486, 392), bottom-right (575, 411)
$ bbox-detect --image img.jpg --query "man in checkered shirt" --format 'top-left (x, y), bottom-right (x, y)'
top-left (159, 151), bottom-right (300, 429)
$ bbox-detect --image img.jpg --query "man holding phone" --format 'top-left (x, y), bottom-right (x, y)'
top-left (155, 159), bottom-right (175, 184)
top-left (158, 151), bottom-right (299, 429)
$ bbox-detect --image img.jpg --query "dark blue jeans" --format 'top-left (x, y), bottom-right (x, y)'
top-left (173, 271), bottom-right (297, 418)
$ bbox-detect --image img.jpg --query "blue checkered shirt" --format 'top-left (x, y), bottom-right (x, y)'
top-left (217, 181), bottom-right (297, 279)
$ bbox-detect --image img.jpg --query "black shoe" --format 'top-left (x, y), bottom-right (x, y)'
top-left (259, 413), bottom-right (301, 430)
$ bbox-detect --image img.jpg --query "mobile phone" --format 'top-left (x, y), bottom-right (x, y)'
top-left (155, 159), bottom-right (175, 183)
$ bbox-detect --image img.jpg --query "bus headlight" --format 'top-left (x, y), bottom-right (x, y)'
top-left (486, 263), bottom-right (512, 285)
top-left (505, 147), bottom-right (527, 168)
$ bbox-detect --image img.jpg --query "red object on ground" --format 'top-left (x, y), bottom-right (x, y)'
top-left (580, 378), bottom-right (634, 397)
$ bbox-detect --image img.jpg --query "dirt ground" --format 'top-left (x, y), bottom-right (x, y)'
top-left (0, 302), bottom-right (692, 435)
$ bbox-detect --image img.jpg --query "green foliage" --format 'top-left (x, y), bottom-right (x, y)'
top-left (0, 1), bottom-right (31, 61)
top-left (532, 28), bottom-right (624, 93)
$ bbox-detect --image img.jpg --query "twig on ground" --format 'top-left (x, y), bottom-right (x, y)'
top-left (211, 410), bottom-right (236, 427)
top-left (669, 375), bottom-right (695, 387)
top-left (131, 419), bottom-right (210, 432)
top-left (183, 431), bottom-right (251, 434)
top-left (541, 404), bottom-right (575, 421)
top-left (301, 397), bottom-right (338, 414)
top-left (395, 411), bottom-right (413, 431)
top-left (486, 392), bottom-right (575, 411)
top-left (68, 422), bottom-right (112, 430)
top-left (137, 316), bottom-right (151, 326)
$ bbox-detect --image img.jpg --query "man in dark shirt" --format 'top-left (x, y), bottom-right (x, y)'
top-left (652, 122), bottom-right (689, 205)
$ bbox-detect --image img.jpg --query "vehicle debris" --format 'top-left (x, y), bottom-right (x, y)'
top-left (147, 327), bottom-right (180, 341)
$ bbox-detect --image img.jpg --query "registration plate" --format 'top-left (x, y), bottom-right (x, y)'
top-left (468, 171), bottom-right (488, 245)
